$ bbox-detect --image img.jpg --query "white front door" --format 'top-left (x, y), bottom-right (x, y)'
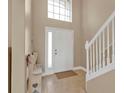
top-left (45, 27), bottom-right (74, 74)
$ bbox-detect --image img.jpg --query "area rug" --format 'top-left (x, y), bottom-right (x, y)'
top-left (55, 70), bottom-right (77, 79)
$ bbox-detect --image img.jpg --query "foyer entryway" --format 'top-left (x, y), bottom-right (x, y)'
top-left (45, 27), bottom-right (74, 74)
top-left (42, 70), bottom-right (86, 93)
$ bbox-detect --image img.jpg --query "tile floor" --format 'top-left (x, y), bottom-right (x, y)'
top-left (42, 70), bottom-right (86, 93)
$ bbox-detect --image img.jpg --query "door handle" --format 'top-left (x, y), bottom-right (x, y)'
top-left (54, 53), bottom-right (57, 55)
top-left (53, 49), bottom-right (58, 55)
top-left (54, 49), bottom-right (57, 51)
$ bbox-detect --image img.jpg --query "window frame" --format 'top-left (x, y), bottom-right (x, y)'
top-left (47, 0), bottom-right (72, 22)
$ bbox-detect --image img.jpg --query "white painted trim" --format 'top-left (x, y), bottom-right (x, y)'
top-left (42, 66), bottom-right (87, 77)
top-left (42, 72), bottom-right (54, 77)
top-left (81, 67), bottom-right (87, 72)
top-left (73, 66), bottom-right (87, 72)
top-left (42, 67), bottom-right (73, 77)
top-left (85, 11), bottom-right (115, 82)
top-left (86, 63), bottom-right (115, 81)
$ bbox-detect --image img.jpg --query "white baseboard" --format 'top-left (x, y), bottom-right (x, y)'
top-left (42, 72), bottom-right (54, 77)
top-left (42, 66), bottom-right (87, 77)
top-left (73, 66), bottom-right (87, 72)
top-left (86, 63), bottom-right (115, 81)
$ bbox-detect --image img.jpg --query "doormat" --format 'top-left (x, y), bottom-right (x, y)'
top-left (55, 70), bottom-right (77, 79)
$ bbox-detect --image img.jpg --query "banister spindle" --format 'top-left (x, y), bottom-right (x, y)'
top-left (85, 41), bottom-right (89, 75)
top-left (90, 45), bottom-right (93, 73)
top-left (107, 25), bottom-right (110, 65)
top-left (93, 43), bottom-right (95, 72)
top-left (96, 39), bottom-right (98, 71)
top-left (102, 31), bottom-right (105, 67)
top-left (112, 19), bottom-right (115, 63)
top-left (99, 34), bottom-right (102, 69)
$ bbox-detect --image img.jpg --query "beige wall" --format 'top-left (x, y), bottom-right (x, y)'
top-left (8, 0), bottom-right (12, 47)
top-left (81, 0), bottom-right (115, 67)
top-left (25, 0), bottom-right (33, 55)
top-left (11, 0), bottom-right (26, 93)
top-left (87, 70), bottom-right (115, 93)
top-left (30, 0), bottom-right (114, 71)
top-left (32, 0), bottom-right (83, 72)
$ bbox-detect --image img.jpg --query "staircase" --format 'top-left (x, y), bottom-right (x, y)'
top-left (85, 11), bottom-right (115, 82)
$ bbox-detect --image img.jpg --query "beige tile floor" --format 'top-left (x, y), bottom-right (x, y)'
top-left (42, 70), bottom-right (86, 93)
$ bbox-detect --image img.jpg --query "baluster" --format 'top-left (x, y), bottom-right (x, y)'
top-left (96, 39), bottom-right (98, 71)
top-left (107, 25), bottom-right (110, 65)
top-left (85, 41), bottom-right (89, 75)
top-left (102, 31), bottom-right (105, 67)
top-left (90, 45), bottom-right (93, 73)
top-left (99, 34), bottom-right (102, 69)
top-left (93, 43), bottom-right (95, 72)
top-left (112, 19), bottom-right (115, 63)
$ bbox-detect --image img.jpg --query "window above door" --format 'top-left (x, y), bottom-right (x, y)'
top-left (48, 0), bottom-right (72, 22)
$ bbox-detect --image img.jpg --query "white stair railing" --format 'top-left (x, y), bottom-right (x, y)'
top-left (85, 12), bottom-right (115, 81)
